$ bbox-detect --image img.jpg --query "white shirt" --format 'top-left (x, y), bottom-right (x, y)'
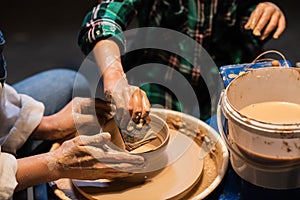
top-left (0, 83), bottom-right (44, 199)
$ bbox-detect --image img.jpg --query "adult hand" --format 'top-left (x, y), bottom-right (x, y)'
top-left (50, 133), bottom-right (145, 180)
top-left (35, 97), bottom-right (113, 141)
top-left (72, 97), bottom-right (114, 134)
top-left (244, 2), bottom-right (286, 40)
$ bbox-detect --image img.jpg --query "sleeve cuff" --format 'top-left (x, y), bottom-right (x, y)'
top-left (2, 94), bottom-right (45, 154)
top-left (79, 19), bottom-right (125, 55)
top-left (0, 151), bottom-right (18, 199)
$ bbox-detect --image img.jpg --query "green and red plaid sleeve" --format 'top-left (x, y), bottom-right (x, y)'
top-left (77, 0), bottom-right (266, 121)
top-left (78, 0), bottom-right (140, 55)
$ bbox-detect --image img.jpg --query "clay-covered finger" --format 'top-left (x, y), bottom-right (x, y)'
top-left (132, 90), bottom-right (143, 113)
top-left (245, 3), bottom-right (264, 30)
top-left (100, 152), bottom-right (145, 165)
top-left (95, 98), bottom-right (114, 113)
top-left (76, 133), bottom-right (111, 147)
top-left (127, 86), bottom-right (137, 112)
top-left (260, 11), bottom-right (280, 40)
top-left (128, 88), bottom-right (142, 123)
top-left (273, 15), bottom-right (286, 39)
top-left (252, 8), bottom-right (273, 37)
top-left (132, 89), bottom-right (150, 123)
top-left (108, 162), bottom-right (145, 173)
top-left (141, 90), bottom-right (150, 113)
top-left (84, 145), bottom-right (145, 164)
top-left (131, 99), bottom-right (143, 123)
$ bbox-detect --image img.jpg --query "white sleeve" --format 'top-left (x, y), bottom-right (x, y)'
top-left (0, 149), bottom-right (18, 199)
top-left (0, 84), bottom-right (45, 154)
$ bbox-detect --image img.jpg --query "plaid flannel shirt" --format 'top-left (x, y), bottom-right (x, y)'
top-left (78, 0), bottom-right (263, 120)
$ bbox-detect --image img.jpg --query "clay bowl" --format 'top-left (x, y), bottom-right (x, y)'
top-left (116, 114), bottom-right (170, 182)
top-left (128, 113), bottom-right (170, 172)
top-left (103, 113), bottom-right (170, 180)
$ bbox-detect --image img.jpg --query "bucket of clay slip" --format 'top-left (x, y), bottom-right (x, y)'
top-left (217, 66), bottom-right (300, 189)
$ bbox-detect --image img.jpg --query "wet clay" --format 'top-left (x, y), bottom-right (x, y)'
top-left (50, 111), bottom-right (226, 200)
top-left (239, 101), bottom-right (300, 124)
top-left (130, 141), bottom-right (158, 153)
top-left (165, 113), bottom-right (223, 199)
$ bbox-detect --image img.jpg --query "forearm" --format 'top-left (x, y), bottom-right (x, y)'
top-left (30, 100), bottom-right (75, 141)
top-left (15, 153), bottom-right (60, 191)
top-left (93, 40), bottom-right (126, 89)
top-left (30, 115), bottom-right (59, 140)
top-left (94, 39), bottom-right (123, 72)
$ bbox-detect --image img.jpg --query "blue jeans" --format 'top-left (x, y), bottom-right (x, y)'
top-left (12, 68), bottom-right (90, 157)
top-left (13, 68), bottom-right (91, 116)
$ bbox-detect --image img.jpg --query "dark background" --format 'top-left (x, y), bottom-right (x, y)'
top-left (0, 0), bottom-right (98, 84)
top-left (0, 0), bottom-right (299, 84)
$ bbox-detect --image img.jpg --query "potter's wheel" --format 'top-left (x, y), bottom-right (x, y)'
top-left (72, 128), bottom-right (204, 200)
top-left (49, 108), bottom-right (229, 200)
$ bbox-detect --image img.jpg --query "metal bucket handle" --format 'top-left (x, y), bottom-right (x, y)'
top-left (244, 50), bottom-right (289, 70)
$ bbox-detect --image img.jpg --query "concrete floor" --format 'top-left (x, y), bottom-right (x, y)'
top-left (0, 0), bottom-right (299, 85)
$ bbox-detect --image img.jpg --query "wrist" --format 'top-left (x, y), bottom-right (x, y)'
top-left (103, 67), bottom-right (128, 93)
top-left (45, 152), bottom-right (61, 180)
top-left (102, 62), bottom-right (126, 80)
top-left (31, 115), bottom-right (58, 140)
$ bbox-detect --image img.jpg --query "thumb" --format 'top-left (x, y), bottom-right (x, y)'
top-left (77, 132), bottom-right (111, 146)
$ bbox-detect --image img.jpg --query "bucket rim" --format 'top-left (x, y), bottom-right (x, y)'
top-left (221, 93), bottom-right (300, 138)
top-left (222, 67), bottom-right (300, 138)
top-left (217, 100), bottom-right (300, 170)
